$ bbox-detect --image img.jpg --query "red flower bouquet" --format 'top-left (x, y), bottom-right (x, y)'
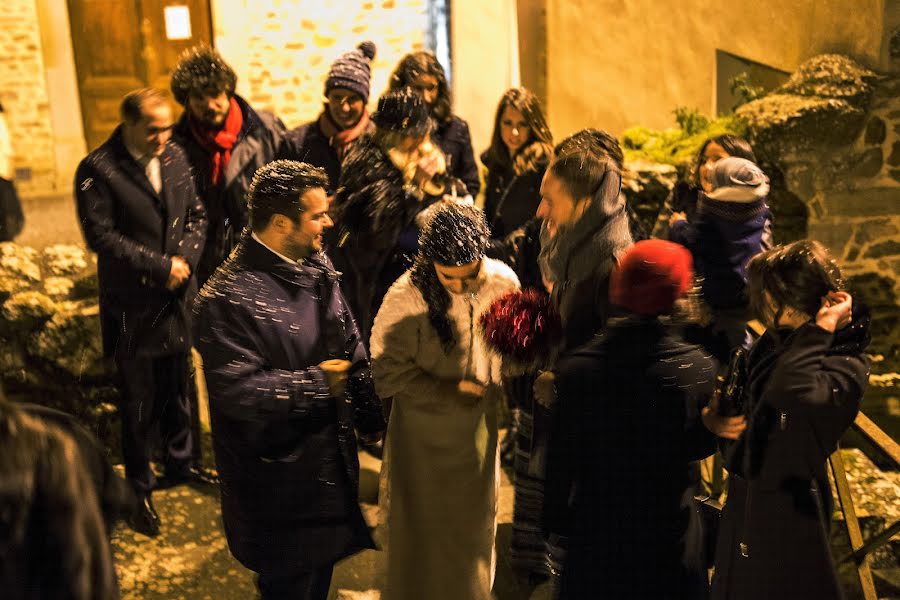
top-left (479, 289), bottom-right (562, 369)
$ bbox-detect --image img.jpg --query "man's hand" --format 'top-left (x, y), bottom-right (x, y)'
top-left (319, 359), bottom-right (352, 397)
top-left (701, 393), bottom-right (747, 440)
top-left (457, 380), bottom-right (486, 404)
top-left (816, 291), bottom-right (853, 333)
top-left (533, 371), bottom-right (556, 408)
top-left (669, 211), bottom-right (688, 228)
top-left (166, 256), bottom-right (191, 291)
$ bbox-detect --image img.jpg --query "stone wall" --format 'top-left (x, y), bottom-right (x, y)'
top-left (211, 0), bottom-right (430, 130)
top-left (736, 55), bottom-right (900, 365)
top-left (0, 0), bottom-right (56, 196)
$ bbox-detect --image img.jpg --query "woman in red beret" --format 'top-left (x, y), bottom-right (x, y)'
top-left (544, 239), bottom-right (745, 599)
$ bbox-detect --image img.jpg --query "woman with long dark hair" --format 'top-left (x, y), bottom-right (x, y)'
top-left (711, 240), bottom-right (870, 600)
top-left (370, 202), bottom-right (520, 600)
top-left (481, 87), bottom-right (553, 273)
top-left (389, 51), bottom-right (481, 198)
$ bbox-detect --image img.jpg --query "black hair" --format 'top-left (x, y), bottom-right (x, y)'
top-left (411, 202), bottom-right (489, 352)
top-left (170, 46), bottom-right (238, 106)
top-left (120, 87), bottom-right (168, 123)
top-left (248, 160), bottom-right (329, 232)
top-left (484, 87), bottom-right (553, 176)
top-left (746, 239), bottom-right (843, 328)
top-left (693, 134), bottom-right (756, 186)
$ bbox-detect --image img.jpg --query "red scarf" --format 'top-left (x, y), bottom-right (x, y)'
top-left (318, 106), bottom-right (370, 162)
top-left (188, 96), bottom-right (243, 186)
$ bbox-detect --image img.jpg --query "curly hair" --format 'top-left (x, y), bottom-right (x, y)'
top-left (170, 46), bottom-right (237, 106)
top-left (388, 51), bottom-right (452, 125)
top-left (484, 87), bottom-right (553, 176)
top-left (411, 202), bottom-right (490, 352)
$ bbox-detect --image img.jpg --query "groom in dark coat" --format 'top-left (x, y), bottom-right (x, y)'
top-left (193, 160), bottom-right (385, 600)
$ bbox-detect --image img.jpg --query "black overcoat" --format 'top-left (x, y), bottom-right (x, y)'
top-left (481, 150), bottom-right (547, 267)
top-left (711, 309), bottom-right (871, 600)
top-left (74, 128), bottom-right (207, 359)
top-left (173, 95), bottom-right (284, 286)
top-left (546, 319), bottom-right (719, 599)
top-left (431, 115), bottom-right (480, 198)
top-left (192, 233), bottom-right (385, 574)
top-left (329, 134), bottom-right (460, 344)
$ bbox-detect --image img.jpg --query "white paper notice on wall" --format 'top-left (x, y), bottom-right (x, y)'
top-left (164, 6), bottom-right (192, 40)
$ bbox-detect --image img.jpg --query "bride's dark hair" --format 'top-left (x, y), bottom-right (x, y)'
top-left (410, 202), bottom-right (489, 352)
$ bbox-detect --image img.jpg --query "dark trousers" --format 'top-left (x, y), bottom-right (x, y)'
top-left (256, 565), bottom-right (334, 600)
top-left (115, 353), bottom-right (193, 492)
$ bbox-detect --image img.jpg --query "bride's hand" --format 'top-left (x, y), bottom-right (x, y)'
top-left (457, 380), bottom-right (486, 404)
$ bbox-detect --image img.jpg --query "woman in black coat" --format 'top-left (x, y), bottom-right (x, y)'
top-left (547, 240), bottom-right (741, 599)
top-left (480, 87), bottom-right (553, 269)
top-left (711, 240), bottom-right (870, 600)
top-left (388, 51), bottom-right (480, 198)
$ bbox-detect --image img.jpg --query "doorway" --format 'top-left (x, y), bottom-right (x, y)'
top-left (68, 0), bottom-right (213, 151)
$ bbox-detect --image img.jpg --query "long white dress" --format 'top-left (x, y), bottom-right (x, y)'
top-left (370, 258), bottom-right (520, 600)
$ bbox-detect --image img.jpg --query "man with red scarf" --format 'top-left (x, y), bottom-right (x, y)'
top-left (171, 46), bottom-right (285, 286)
top-left (282, 41), bottom-right (377, 194)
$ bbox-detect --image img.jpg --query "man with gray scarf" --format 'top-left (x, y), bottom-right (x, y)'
top-left (524, 130), bottom-right (633, 578)
top-left (536, 129), bottom-right (634, 356)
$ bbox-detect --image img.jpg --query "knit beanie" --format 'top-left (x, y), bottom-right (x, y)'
top-left (706, 157), bottom-right (769, 199)
top-left (419, 201), bottom-right (489, 266)
top-left (371, 89), bottom-right (431, 136)
top-left (610, 240), bottom-right (694, 316)
top-left (325, 41), bottom-right (377, 102)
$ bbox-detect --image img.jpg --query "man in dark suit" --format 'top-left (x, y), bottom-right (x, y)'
top-left (193, 160), bottom-right (385, 599)
top-left (75, 88), bottom-right (208, 536)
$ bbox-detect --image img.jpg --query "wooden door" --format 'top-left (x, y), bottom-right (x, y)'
top-left (68, 0), bottom-right (213, 151)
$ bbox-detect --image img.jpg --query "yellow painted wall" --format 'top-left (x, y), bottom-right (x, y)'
top-left (546, 0), bottom-right (886, 139)
top-left (451, 0), bottom-right (520, 163)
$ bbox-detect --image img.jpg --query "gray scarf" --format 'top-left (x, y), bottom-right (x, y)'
top-left (538, 170), bottom-right (633, 286)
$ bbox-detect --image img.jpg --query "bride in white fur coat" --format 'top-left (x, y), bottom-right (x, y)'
top-left (370, 201), bottom-right (520, 600)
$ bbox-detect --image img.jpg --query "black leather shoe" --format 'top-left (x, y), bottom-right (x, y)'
top-left (128, 493), bottom-right (160, 537)
top-left (161, 466), bottom-right (220, 488)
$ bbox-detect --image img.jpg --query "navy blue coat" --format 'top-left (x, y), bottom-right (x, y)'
top-left (75, 127), bottom-right (207, 359)
top-left (711, 310), bottom-right (870, 600)
top-left (193, 233), bottom-right (385, 574)
top-left (669, 194), bottom-right (771, 310)
top-left (431, 115), bottom-right (480, 198)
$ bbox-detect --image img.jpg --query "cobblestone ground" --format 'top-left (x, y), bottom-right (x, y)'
top-left (110, 446), bottom-right (555, 600)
